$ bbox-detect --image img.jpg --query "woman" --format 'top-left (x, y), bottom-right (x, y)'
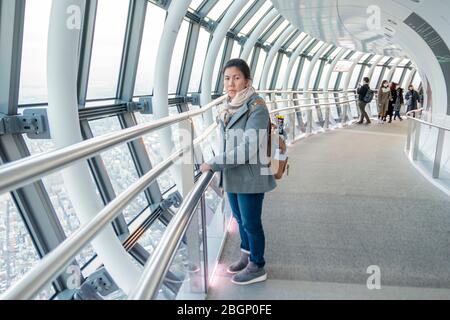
top-left (386, 82), bottom-right (397, 123)
top-left (393, 84), bottom-right (404, 121)
top-left (377, 80), bottom-right (392, 123)
top-left (200, 59), bottom-right (276, 285)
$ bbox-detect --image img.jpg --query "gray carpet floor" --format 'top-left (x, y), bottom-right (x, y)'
top-left (208, 120), bottom-right (450, 299)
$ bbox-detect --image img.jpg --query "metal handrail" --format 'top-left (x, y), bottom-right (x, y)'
top-left (405, 108), bottom-right (448, 180)
top-left (265, 94), bottom-right (358, 104)
top-left (258, 89), bottom-right (357, 94)
top-left (0, 95), bottom-right (226, 195)
top-left (269, 99), bottom-right (357, 115)
top-left (0, 121), bottom-right (217, 300)
top-left (0, 91), bottom-right (358, 195)
top-left (129, 171), bottom-right (215, 300)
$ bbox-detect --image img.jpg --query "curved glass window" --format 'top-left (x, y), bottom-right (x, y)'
top-left (319, 63), bottom-right (331, 89)
top-left (391, 67), bottom-right (404, 84)
top-left (0, 193), bottom-right (55, 299)
top-left (253, 50), bottom-right (267, 89)
top-left (212, 40), bottom-right (226, 93)
top-left (298, 59), bottom-right (311, 90)
top-left (23, 135), bottom-right (96, 268)
top-left (134, 4), bottom-right (167, 96)
top-left (239, 2), bottom-right (273, 36)
top-left (207, 0), bottom-right (233, 21)
top-left (309, 62), bottom-right (322, 89)
top-left (349, 65), bottom-right (363, 88)
top-left (189, 28), bottom-right (210, 93)
top-left (266, 20), bottom-right (290, 45)
top-left (87, 0), bottom-right (130, 100)
top-left (289, 57), bottom-right (301, 89)
top-left (370, 66), bottom-right (383, 88)
top-left (276, 55), bottom-right (290, 89)
top-left (19, 0), bottom-right (52, 105)
top-left (230, 0), bottom-right (256, 29)
top-left (134, 113), bottom-right (177, 194)
top-left (89, 116), bottom-right (148, 224)
top-left (169, 20), bottom-right (189, 94)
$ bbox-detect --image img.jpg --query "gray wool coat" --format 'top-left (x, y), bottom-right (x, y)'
top-left (207, 94), bottom-right (277, 194)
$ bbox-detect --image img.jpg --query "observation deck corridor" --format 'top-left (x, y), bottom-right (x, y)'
top-left (208, 120), bottom-right (450, 299)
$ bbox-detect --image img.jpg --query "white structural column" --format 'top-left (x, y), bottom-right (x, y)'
top-left (282, 35), bottom-right (312, 94)
top-left (281, 35), bottom-right (312, 138)
top-left (323, 48), bottom-right (347, 128)
top-left (302, 43), bottom-right (329, 132)
top-left (386, 57), bottom-right (402, 82)
top-left (240, 9), bottom-right (278, 62)
top-left (47, 0), bottom-right (141, 293)
top-left (260, 25), bottom-right (296, 91)
top-left (153, 0), bottom-right (193, 197)
top-left (201, 0), bottom-right (248, 125)
top-left (341, 52), bottom-right (365, 122)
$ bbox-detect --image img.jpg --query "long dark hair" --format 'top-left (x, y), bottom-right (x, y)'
top-left (223, 59), bottom-right (252, 80)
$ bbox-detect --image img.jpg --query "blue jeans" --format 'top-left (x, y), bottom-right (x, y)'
top-left (227, 193), bottom-right (266, 268)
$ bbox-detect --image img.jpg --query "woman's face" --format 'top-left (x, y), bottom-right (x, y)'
top-left (224, 67), bottom-right (249, 99)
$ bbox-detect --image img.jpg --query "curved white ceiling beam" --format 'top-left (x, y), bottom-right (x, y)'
top-left (260, 25), bottom-right (296, 91)
top-left (153, 0), bottom-right (192, 196)
top-left (47, 0), bottom-right (141, 294)
top-left (240, 9), bottom-right (279, 62)
top-left (201, 0), bottom-right (248, 125)
top-left (282, 35), bottom-right (312, 93)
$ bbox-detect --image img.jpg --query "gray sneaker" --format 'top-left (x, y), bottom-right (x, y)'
top-left (226, 252), bottom-right (250, 274)
top-left (231, 262), bottom-right (267, 285)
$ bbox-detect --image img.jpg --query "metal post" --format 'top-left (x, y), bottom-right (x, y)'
top-left (307, 109), bottom-right (313, 134)
top-left (290, 111), bottom-right (296, 142)
top-left (406, 118), bottom-right (413, 151)
top-left (433, 128), bottom-right (445, 178)
top-left (412, 121), bottom-right (421, 161)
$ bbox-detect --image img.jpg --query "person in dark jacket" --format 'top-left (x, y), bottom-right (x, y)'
top-left (405, 84), bottom-right (420, 112)
top-left (393, 85), bottom-right (404, 121)
top-left (386, 82), bottom-right (397, 123)
top-left (356, 77), bottom-right (371, 124)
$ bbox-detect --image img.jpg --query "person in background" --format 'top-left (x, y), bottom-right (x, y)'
top-left (405, 84), bottom-right (420, 113)
top-left (377, 80), bottom-right (392, 123)
top-left (393, 84), bottom-right (404, 121)
top-left (200, 59), bottom-right (276, 286)
top-left (386, 82), bottom-right (397, 123)
top-left (356, 77), bottom-right (372, 124)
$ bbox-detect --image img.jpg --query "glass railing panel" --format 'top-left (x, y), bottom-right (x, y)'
top-left (155, 201), bottom-right (206, 300)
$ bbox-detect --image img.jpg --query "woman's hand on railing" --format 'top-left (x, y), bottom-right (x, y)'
top-left (200, 163), bottom-right (212, 173)
top-left (406, 108), bottom-right (423, 117)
